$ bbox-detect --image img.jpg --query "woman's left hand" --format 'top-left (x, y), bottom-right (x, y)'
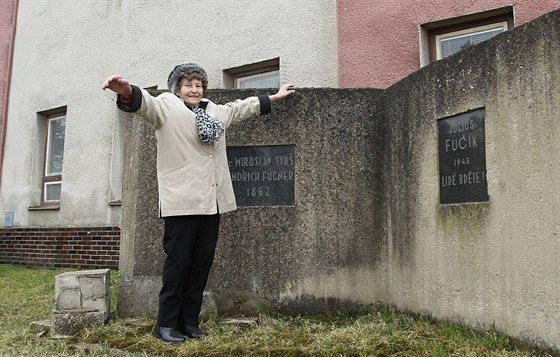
top-left (270, 83), bottom-right (296, 102)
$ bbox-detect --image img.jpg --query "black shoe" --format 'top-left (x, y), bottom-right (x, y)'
top-left (184, 325), bottom-right (208, 339)
top-left (152, 326), bottom-right (185, 343)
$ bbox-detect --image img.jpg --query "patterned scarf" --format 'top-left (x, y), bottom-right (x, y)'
top-left (186, 104), bottom-right (225, 143)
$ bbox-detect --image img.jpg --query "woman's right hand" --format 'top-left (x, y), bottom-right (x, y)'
top-left (269, 83), bottom-right (296, 102)
top-left (102, 74), bottom-right (133, 99)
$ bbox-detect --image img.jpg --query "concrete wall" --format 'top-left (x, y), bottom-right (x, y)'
top-left (381, 9), bottom-right (560, 349)
top-left (337, 0), bottom-right (560, 88)
top-left (120, 9), bottom-right (559, 350)
top-left (0, 0), bottom-right (336, 229)
top-left (117, 86), bottom-right (388, 316)
top-left (207, 88), bottom-right (388, 314)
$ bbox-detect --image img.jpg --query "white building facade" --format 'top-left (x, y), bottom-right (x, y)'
top-left (0, 0), bottom-right (337, 246)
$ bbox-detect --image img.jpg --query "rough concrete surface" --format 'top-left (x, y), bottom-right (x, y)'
top-left (120, 10), bottom-right (560, 350)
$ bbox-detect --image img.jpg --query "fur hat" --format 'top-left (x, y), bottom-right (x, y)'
top-left (167, 63), bottom-right (208, 93)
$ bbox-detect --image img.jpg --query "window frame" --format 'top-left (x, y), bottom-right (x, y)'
top-left (43, 180), bottom-right (62, 203)
top-left (41, 113), bottom-right (66, 205)
top-left (427, 12), bottom-right (513, 63)
top-left (223, 58), bottom-right (280, 89)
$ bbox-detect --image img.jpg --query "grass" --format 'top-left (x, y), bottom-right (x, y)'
top-left (0, 263), bottom-right (554, 357)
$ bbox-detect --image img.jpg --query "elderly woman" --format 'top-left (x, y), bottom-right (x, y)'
top-left (102, 64), bottom-right (294, 343)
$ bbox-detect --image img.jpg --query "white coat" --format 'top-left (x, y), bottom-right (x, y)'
top-left (118, 86), bottom-right (271, 216)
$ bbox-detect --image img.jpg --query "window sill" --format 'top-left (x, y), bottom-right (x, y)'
top-left (28, 205), bottom-right (60, 211)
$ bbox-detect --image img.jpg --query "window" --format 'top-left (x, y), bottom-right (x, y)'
top-left (223, 58), bottom-right (280, 89)
top-left (422, 7), bottom-right (513, 64)
top-left (436, 22), bottom-right (507, 59)
top-left (43, 113), bottom-right (66, 203)
top-left (236, 70), bottom-right (280, 89)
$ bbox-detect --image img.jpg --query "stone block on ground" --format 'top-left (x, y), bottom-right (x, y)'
top-left (29, 319), bottom-right (51, 336)
top-left (54, 269), bottom-right (110, 321)
top-left (221, 317), bottom-right (258, 325)
top-left (51, 309), bottom-right (105, 338)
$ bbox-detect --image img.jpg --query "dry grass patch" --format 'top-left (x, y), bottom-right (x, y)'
top-left (0, 264), bottom-right (554, 357)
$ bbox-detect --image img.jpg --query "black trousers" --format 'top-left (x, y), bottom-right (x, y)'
top-left (157, 214), bottom-right (220, 329)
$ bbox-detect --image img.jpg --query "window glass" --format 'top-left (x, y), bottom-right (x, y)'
top-left (45, 182), bottom-right (62, 201)
top-left (436, 22), bottom-right (507, 59)
top-left (46, 116), bottom-right (66, 176)
top-left (236, 70), bottom-right (280, 89)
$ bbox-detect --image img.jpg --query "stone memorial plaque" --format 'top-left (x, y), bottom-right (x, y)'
top-left (438, 108), bottom-right (488, 204)
top-left (227, 145), bottom-right (295, 206)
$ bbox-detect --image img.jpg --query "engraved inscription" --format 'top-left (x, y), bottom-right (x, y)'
top-left (438, 108), bottom-right (488, 204)
top-left (227, 145), bottom-right (295, 206)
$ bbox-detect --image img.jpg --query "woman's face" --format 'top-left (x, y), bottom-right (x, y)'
top-left (177, 78), bottom-right (204, 106)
